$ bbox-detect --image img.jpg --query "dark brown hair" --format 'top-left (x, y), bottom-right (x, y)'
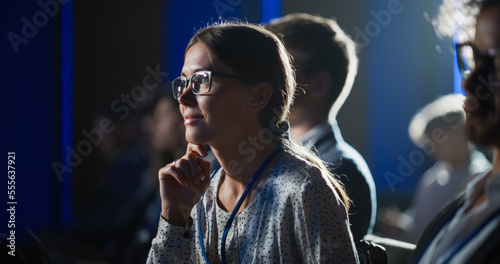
top-left (185, 21), bottom-right (351, 210)
top-left (267, 13), bottom-right (358, 116)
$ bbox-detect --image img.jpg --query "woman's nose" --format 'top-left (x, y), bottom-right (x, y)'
top-left (178, 84), bottom-right (196, 105)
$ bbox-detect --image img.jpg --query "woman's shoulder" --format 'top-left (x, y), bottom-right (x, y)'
top-left (273, 151), bottom-right (333, 192)
top-left (269, 151), bottom-right (346, 211)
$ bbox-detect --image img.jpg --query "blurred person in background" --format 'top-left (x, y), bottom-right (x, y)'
top-left (71, 93), bottom-right (150, 260)
top-left (56, 88), bottom-right (186, 263)
top-left (409, 0), bottom-right (500, 262)
top-left (379, 94), bottom-right (491, 243)
top-left (266, 13), bottom-right (377, 241)
top-left (121, 89), bottom-right (187, 263)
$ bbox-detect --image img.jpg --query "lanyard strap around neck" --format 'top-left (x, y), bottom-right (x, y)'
top-left (198, 146), bottom-right (285, 264)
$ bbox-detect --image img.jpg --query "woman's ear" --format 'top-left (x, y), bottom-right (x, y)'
top-left (248, 81), bottom-right (273, 111)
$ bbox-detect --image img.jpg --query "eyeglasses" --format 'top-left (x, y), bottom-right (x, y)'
top-left (172, 71), bottom-right (242, 99)
top-left (456, 42), bottom-right (500, 80)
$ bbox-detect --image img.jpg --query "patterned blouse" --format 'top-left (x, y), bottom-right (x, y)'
top-left (147, 151), bottom-right (359, 263)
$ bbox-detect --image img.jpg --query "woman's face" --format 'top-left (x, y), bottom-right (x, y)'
top-left (178, 42), bottom-right (255, 145)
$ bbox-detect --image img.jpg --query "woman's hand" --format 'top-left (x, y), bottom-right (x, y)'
top-left (158, 143), bottom-right (211, 226)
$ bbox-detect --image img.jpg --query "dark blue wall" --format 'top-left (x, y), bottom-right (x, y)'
top-left (1, 0), bottom-right (63, 248)
top-left (365, 0), bottom-right (454, 205)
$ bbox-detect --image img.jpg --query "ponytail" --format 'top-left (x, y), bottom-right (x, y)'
top-left (274, 121), bottom-right (351, 211)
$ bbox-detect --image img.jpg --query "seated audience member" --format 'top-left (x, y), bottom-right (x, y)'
top-left (147, 21), bottom-right (359, 263)
top-left (266, 13), bottom-right (377, 241)
top-left (72, 95), bottom-right (149, 257)
top-left (379, 94), bottom-right (491, 243)
top-left (62, 90), bottom-right (186, 263)
top-left (121, 90), bottom-right (187, 263)
top-left (410, 0), bottom-right (500, 263)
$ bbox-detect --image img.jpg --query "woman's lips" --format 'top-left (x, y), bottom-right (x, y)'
top-left (183, 114), bottom-right (203, 125)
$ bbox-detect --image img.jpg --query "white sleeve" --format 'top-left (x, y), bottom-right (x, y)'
top-left (146, 217), bottom-right (194, 264)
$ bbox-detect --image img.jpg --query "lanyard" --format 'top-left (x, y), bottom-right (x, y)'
top-left (198, 146), bottom-right (284, 264)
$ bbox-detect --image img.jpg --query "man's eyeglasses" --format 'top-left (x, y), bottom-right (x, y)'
top-left (172, 71), bottom-right (242, 99)
top-left (456, 42), bottom-right (500, 80)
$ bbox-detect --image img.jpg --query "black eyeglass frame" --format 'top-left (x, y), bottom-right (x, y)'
top-left (455, 42), bottom-right (500, 80)
top-left (172, 70), bottom-right (242, 99)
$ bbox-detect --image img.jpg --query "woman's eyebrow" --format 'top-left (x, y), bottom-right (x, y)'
top-left (181, 67), bottom-right (214, 77)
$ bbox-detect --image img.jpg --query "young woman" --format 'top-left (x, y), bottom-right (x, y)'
top-left (147, 21), bottom-right (359, 263)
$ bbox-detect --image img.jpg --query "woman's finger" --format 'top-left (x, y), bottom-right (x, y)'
top-left (197, 156), bottom-right (211, 184)
top-left (186, 151), bottom-right (203, 186)
top-left (175, 157), bottom-right (194, 188)
top-left (159, 162), bottom-right (189, 188)
top-left (187, 143), bottom-right (207, 157)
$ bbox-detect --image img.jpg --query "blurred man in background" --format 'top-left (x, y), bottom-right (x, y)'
top-left (410, 0), bottom-right (500, 262)
top-left (267, 13), bottom-right (377, 241)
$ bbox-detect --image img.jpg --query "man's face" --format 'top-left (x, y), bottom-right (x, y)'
top-left (463, 5), bottom-right (500, 147)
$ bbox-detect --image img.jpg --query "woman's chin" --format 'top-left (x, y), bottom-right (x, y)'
top-left (185, 131), bottom-right (209, 145)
